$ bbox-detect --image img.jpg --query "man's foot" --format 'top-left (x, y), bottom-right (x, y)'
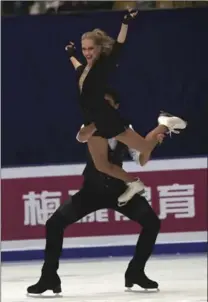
top-left (158, 111), bottom-right (187, 135)
top-left (27, 274), bottom-right (61, 295)
top-left (118, 178), bottom-right (145, 206)
top-left (125, 261), bottom-right (158, 289)
top-left (125, 272), bottom-right (159, 289)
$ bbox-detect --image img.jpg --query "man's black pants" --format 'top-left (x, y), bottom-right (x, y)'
top-left (42, 181), bottom-right (160, 276)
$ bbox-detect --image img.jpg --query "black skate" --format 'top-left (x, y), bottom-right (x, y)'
top-left (125, 262), bottom-right (158, 290)
top-left (125, 272), bottom-right (158, 290)
top-left (27, 274), bottom-right (61, 295)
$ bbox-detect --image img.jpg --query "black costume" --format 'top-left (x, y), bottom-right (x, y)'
top-left (27, 129), bottom-right (161, 294)
top-left (76, 41), bottom-right (127, 138)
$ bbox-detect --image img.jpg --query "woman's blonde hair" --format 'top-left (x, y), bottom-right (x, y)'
top-left (81, 29), bottom-right (115, 56)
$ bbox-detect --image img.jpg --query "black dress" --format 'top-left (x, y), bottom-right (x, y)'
top-left (76, 41), bottom-right (126, 139)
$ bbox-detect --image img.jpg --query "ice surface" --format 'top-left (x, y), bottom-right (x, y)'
top-left (2, 254), bottom-right (207, 302)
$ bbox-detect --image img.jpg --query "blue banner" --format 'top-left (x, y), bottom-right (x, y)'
top-left (2, 8), bottom-right (208, 167)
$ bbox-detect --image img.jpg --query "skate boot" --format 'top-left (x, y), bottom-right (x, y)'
top-left (27, 273), bottom-right (61, 295)
top-left (118, 178), bottom-right (145, 206)
top-left (125, 261), bottom-right (158, 290)
top-left (158, 111), bottom-right (187, 135)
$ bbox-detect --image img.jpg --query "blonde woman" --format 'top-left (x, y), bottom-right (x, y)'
top-left (66, 10), bottom-right (187, 204)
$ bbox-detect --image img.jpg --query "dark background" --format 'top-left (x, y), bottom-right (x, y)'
top-left (2, 8), bottom-right (208, 167)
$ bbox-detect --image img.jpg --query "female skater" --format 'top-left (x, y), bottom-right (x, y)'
top-left (65, 10), bottom-right (187, 203)
top-left (76, 91), bottom-right (165, 167)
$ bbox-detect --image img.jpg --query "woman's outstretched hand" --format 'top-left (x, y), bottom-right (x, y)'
top-left (65, 41), bottom-right (76, 58)
top-left (123, 9), bottom-right (139, 24)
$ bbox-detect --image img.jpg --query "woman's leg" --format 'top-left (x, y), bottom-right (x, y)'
top-left (116, 111), bottom-right (187, 157)
top-left (139, 130), bottom-right (165, 166)
top-left (87, 136), bottom-right (135, 183)
top-left (78, 124), bottom-right (164, 166)
top-left (115, 125), bottom-right (167, 154)
top-left (77, 124), bottom-right (164, 166)
top-left (79, 113), bottom-right (186, 169)
top-left (117, 111), bottom-right (187, 203)
top-left (87, 136), bottom-right (145, 203)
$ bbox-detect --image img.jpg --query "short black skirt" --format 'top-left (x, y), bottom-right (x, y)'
top-left (83, 102), bottom-right (126, 139)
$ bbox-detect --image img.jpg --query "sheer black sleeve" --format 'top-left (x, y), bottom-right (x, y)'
top-left (75, 65), bottom-right (85, 79)
top-left (108, 41), bottom-right (123, 63)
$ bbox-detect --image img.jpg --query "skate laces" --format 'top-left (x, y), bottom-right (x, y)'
top-left (167, 128), bottom-right (180, 137)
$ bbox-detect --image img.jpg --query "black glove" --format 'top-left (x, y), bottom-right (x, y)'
top-left (65, 42), bottom-right (76, 58)
top-left (123, 9), bottom-right (138, 25)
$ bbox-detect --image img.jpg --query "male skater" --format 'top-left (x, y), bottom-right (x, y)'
top-left (27, 90), bottom-right (162, 294)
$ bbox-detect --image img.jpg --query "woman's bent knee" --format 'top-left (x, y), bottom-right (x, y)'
top-left (116, 129), bottom-right (150, 153)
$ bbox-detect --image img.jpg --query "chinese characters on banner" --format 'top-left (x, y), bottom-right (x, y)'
top-left (24, 191), bottom-right (61, 226)
top-left (22, 184), bottom-right (195, 226)
top-left (158, 184), bottom-right (195, 219)
top-left (1, 168), bottom-right (207, 241)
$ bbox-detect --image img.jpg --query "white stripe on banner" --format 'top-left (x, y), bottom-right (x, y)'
top-left (1, 157), bottom-right (208, 179)
top-left (2, 231), bottom-right (207, 251)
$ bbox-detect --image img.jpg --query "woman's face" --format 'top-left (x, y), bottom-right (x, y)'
top-left (81, 38), bottom-right (101, 65)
